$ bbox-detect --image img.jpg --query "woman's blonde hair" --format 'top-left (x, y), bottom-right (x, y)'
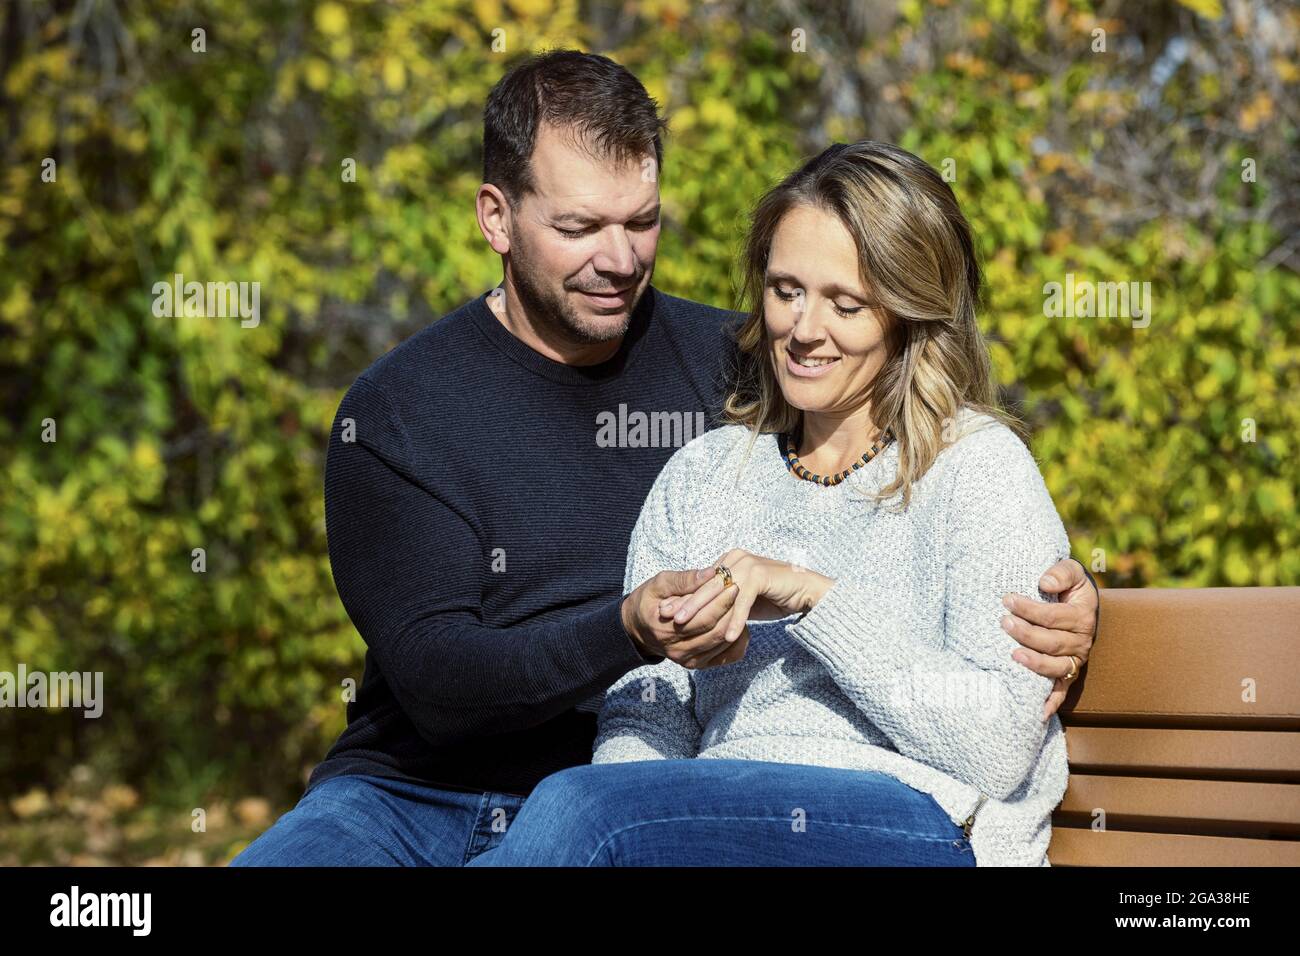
top-left (721, 140), bottom-right (1019, 508)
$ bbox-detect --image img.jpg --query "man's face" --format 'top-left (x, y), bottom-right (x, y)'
top-left (506, 123), bottom-right (660, 345)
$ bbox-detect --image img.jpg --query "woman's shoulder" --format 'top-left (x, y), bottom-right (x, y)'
top-left (926, 408), bottom-right (1068, 554)
top-left (927, 407), bottom-right (1044, 493)
top-left (658, 422), bottom-right (757, 481)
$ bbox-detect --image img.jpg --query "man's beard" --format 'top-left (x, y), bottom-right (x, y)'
top-left (509, 233), bottom-right (646, 346)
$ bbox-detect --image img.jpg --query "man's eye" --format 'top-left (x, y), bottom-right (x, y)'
top-left (557, 227), bottom-right (591, 238)
top-left (628, 219), bottom-right (658, 231)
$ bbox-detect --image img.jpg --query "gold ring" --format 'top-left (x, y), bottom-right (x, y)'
top-left (1064, 655), bottom-right (1080, 681)
top-left (714, 565), bottom-right (734, 589)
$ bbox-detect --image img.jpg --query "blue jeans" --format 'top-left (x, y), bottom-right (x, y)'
top-left (465, 758), bottom-right (976, 866)
top-left (228, 774), bottom-right (527, 866)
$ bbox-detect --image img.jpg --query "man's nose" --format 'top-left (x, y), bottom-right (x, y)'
top-left (591, 226), bottom-right (637, 278)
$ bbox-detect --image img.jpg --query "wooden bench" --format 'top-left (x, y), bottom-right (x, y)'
top-left (1048, 586), bottom-right (1300, 866)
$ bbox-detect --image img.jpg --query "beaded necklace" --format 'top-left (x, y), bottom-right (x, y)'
top-left (779, 423), bottom-right (895, 486)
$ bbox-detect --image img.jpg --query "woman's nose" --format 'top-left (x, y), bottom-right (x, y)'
top-left (790, 296), bottom-right (830, 338)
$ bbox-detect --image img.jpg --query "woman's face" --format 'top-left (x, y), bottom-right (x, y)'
top-left (764, 204), bottom-right (892, 417)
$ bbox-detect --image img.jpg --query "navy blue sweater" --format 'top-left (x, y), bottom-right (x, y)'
top-left (309, 286), bottom-right (743, 797)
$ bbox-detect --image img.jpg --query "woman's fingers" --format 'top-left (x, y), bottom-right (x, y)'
top-left (668, 582), bottom-right (739, 654)
top-left (723, 587), bottom-right (758, 643)
top-left (669, 571), bottom-right (727, 624)
top-left (678, 605), bottom-right (745, 667)
top-left (694, 622), bottom-right (751, 667)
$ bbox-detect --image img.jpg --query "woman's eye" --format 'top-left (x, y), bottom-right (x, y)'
top-left (833, 303), bottom-right (865, 317)
top-left (770, 286), bottom-right (798, 301)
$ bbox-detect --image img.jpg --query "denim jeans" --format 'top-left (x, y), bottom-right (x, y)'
top-left (464, 758), bottom-right (976, 866)
top-left (227, 773), bottom-right (527, 866)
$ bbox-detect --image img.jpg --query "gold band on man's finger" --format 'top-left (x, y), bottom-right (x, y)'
top-left (714, 564), bottom-right (734, 589)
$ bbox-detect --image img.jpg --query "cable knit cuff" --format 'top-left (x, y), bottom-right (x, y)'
top-left (784, 574), bottom-right (915, 695)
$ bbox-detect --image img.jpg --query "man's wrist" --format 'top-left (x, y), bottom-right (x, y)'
top-left (620, 592), bottom-right (663, 663)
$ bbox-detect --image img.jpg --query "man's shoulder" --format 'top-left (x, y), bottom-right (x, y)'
top-left (357, 296), bottom-right (483, 392)
top-left (651, 287), bottom-right (745, 346)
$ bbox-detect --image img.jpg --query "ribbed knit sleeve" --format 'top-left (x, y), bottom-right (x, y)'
top-left (592, 447), bottom-right (704, 763)
top-left (784, 423), bottom-right (1071, 800)
top-left (324, 375), bottom-right (650, 749)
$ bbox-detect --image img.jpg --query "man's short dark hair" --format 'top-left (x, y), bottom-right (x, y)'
top-left (482, 49), bottom-right (667, 206)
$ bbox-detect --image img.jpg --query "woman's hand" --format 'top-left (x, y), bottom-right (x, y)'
top-left (660, 549), bottom-right (836, 644)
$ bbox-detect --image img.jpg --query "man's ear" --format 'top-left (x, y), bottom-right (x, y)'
top-left (476, 183), bottom-right (513, 255)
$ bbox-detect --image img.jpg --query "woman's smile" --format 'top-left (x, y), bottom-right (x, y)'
top-left (784, 348), bottom-right (841, 378)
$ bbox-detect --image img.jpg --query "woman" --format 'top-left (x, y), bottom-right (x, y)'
top-left (466, 141), bottom-right (1072, 867)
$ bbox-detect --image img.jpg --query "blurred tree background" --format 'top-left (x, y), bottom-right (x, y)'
top-left (1, 0), bottom-right (1296, 863)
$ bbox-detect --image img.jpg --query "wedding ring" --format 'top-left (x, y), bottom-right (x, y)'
top-left (714, 564), bottom-right (734, 589)
top-left (1064, 655), bottom-right (1080, 681)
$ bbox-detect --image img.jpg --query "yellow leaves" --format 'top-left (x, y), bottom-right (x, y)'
top-left (642, 76), bottom-right (669, 112)
top-left (274, 62), bottom-right (300, 103)
top-left (1039, 152), bottom-right (1070, 175)
top-left (1, 282), bottom-right (32, 324)
top-left (23, 111), bottom-right (56, 153)
top-left (1193, 369), bottom-right (1221, 401)
top-left (101, 784), bottom-right (140, 813)
top-left (381, 56), bottom-right (407, 92)
top-left (129, 441), bottom-right (164, 504)
top-left (121, 127), bottom-right (149, 154)
top-left (1176, 0), bottom-right (1224, 20)
top-left (698, 97), bottom-right (738, 129)
top-left (376, 143), bottom-right (428, 189)
top-left (1222, 549), bottom-right (1252, 585)
top-left (943, 50), bottom-right (989, 78)
top-left (131, 441), bottom-right (161, 473)
top-left (472, 0), bottom-right (504, 26)
top-left (3, 48), bottom-right (60, 97)
top-left (671, 104), bottom-right (697, 131)
top-left (314, 2), bottom-right (349, 36)
top-left (304, 58), bottom-right (331, 92)
top-left (507, 0), bottom-right (556, 15)
top-left (11, 789), bottom-right (52, 820)
top-left (1239, 92), bottom-right (1274, 132)
top-left (1254, 481), bottom-right (1295, 518)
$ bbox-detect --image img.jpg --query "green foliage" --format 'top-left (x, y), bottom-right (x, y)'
top-left (0, 0), bottom-right (1296, 819)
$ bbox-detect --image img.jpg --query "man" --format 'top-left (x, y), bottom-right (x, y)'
top-left (230, 49), bottom-right (1097, 867)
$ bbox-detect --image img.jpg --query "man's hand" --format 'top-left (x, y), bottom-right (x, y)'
top-left (1001, 557), bottom-right (1099, 720)
top-left (621, 568), bottom-right (751, 669)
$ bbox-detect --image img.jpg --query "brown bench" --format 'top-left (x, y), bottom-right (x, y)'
top-left (1048, 586), bottom-right (1300, 865)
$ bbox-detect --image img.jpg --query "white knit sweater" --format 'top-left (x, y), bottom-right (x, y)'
top-left (586, 408), bottom-right (1071, 866)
